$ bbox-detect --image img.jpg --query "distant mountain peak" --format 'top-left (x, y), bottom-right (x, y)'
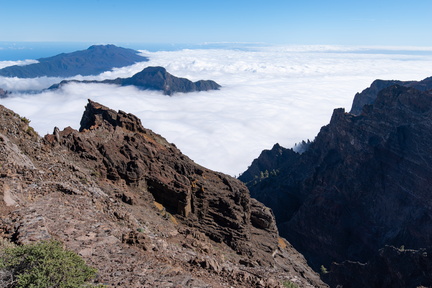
top-left (49, 66), bottom-right (221, 95)
top-left (0, 44), bottom-right (148, 78)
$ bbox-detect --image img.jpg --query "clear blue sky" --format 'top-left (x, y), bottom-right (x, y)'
top-left (1, 0), bottom-right (431, 46)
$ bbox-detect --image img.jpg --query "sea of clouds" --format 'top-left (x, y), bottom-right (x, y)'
top-left (1, 45), bottom-right (432, 176)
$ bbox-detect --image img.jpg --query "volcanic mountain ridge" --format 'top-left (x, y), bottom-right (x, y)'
top-left (0, 100), bottom-right (326, 287)
top-left (0, 44), bottom-right (149, 78)
top-left (49, 66), bottom-right (221, 95)
top-left (240, 81), bottom-right (432, 287)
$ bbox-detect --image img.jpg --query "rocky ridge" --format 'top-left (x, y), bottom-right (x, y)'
top-left (0, 100), bottom-right (326, 287)
top-left (49, 66), bottom-right (221, 95)
top-left (241, 84), bottom-right (432, 287)
top-left (350, 76), bottom-right (432, 114)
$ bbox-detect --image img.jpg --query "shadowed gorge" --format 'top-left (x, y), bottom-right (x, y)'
top-left (241, 81), bottom-right (432, 287)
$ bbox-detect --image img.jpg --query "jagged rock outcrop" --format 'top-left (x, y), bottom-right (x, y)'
top-left (0, 88), bottom-right (9, 98)
top-left (241, 84), bottom-right (432, 287)
top-left (240, 143), bottom-right (298, 184)
top-left (0, 100), bottom-right (326, 287)
top-left (350, 76), bottom-right (432, 114)
top-left (0, 45), bottom-right (148, 78)
top-left (49, 66), bottom-right (221, 95)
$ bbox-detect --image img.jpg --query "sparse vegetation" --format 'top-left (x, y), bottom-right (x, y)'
top-left (282, 280), bottom-right (299, 288)
top-left (249, 168), bottom-right (280, 185)
top-left (26, 126), bottom-right (38, 136)
top-left (0, 240), bottom-right (99, 287)
top-left (320, 264), bottom-right (329, 274)
top-left (20, 117), bottom-right (30, 124)
top-left (90, 169), bottom-right (100, 178)
top-left (278, 237), bottom-right (287, 249)
top-left (293, 139), bottom-right (312, 154)
top-left (154, 201), bottom-right (178, 225)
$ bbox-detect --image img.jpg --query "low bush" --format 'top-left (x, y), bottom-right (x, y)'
top-left (0, 240), bottom-right (98, 288)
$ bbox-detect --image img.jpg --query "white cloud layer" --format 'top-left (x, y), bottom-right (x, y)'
top-left (0, 59), bottom-right (38, 69)
top-left (1, 45), bottom-right (432, 176)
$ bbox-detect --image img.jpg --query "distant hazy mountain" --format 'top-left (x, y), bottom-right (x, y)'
top-left (0, 45), bottom-right (148, 78)
top-left (49, 66), bottom-right (221, 95)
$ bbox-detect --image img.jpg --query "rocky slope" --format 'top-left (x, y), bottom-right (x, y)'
top-left (0, 45), bottom-right (148, 78)
top-left (0, 100), bottom-right (326, 287)
top-left (240, 84), bottom-right (432, 287)
top-left (49, 66), bottom-right (221, 95)
top-left (350, 76), bottom-right (432, 114)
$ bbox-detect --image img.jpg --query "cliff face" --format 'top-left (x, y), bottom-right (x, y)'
top-left (0, 100), bottom-right (326, 287)
top-left (241, 84), bottom-right (432, 287)
top-left (324, 246), bottom-right (432, 288)
top-left (350, 76), bottom-right (432, 114)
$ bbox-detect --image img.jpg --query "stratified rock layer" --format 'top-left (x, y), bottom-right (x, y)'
top-left (241, 84), bottom-right (432, 287)
top-left (0, 100), bottom-right (326, 288)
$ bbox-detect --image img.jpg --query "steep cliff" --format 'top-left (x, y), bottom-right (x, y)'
top-left (241, 84), bottom-right (432, 287)
top-left (350, 76), bottom-right (432, 114)
top-left (0, 100), bottom-right (326, 287)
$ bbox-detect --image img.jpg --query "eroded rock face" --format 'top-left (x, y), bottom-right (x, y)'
top-left (242, 85), bottom-right (432, 287)
top-left (53, 100), bottom-right (259, 255)
top-left (350, 76), bottom-right (432, 114)
top-left (0, 101), bottom-right (326, 288)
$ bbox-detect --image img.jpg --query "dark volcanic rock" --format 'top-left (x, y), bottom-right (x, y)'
top-left (66, 100), bottom-right (274, 256)
top-left (119, 66), bottom-right (221, 95)
top-left (0, 44), bottom-right (148, 78)
top-left (0, 88), bottom-right (9, 98)
top-left (0, 101), bottom-right (327, 287)
top-left (239, 143), bottom-right (297, 184)
top-left (242, 84), bottom-right (432, 287)
top-left (325, 246), bottom-right (432, 288)
top-left (49, 66), bottom-right (221, 95)
top-left (350, 76), bottom-right (432, 114)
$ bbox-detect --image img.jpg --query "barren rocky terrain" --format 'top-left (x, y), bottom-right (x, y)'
top-left (0, 100), bottom-right (326, 287)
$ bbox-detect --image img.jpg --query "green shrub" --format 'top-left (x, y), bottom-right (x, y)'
top-left (282, 280), bottom-right (299, 288)
top-left (320, 264), bottom-right (329, 274)
top-left (0, 240), bottom-right (98, 288)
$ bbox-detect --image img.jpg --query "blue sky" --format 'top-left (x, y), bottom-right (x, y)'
top-left (1, 0), bottom-right (431, 46)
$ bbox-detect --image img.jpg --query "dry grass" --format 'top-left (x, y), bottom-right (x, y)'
top-left (278, 237), bottom-right (287, 249)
